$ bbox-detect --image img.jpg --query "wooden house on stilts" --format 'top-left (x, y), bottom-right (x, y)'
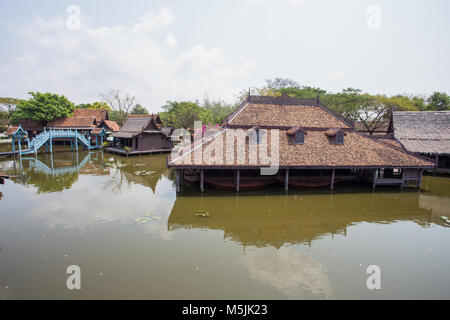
top-left (168, 95), bottom-right (435, 192)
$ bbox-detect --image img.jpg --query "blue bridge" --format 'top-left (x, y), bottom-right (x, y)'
top-left (5, 126), bottom-right (106, 156)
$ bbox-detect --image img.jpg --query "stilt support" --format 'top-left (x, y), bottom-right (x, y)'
top-left (331, 169), bottom-right (335, 191)
top-left (200, 169), bottom-right (204, 192)
top-left (236, 169), bottom-right (240, 192)
top-left (284, 168), bottom-right (289, 191)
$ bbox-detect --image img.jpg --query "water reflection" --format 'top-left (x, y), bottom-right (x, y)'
top-left (0, 150), bottom-right (449, 299)
top-left (168, 191), bottom-right (446, 248)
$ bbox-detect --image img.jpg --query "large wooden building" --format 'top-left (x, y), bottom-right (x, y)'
top-left (109, 114), bottom-right (172, 155)
top-left (168, 95), bottom-right (435, 192)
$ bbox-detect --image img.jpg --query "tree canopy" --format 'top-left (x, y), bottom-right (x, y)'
top-left (130, 104), bottom-right (149, 115)
top-left (11, 92), bottom-right (75, 124)
top-left (161, 101), bottom-right (212, 129)
top-left (76, 101), bottom-right (110, 110)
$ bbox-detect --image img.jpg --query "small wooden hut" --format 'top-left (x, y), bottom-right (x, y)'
top-left (109, 114), bottom-right (172, 155)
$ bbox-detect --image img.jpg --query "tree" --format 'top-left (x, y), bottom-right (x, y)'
top-left (11, 92), bottom-right (74, 124)
top-left (76, 101), bottom-right (110, 110)
top-left (0, 97), bottom-right (23, 131)
top-left (202, 96), bottom-right (238, 124)
top-left (130, 104), bottom-right (149, 115)
top-left (426, 92), bottom-right (450, 110)
top-left (161, 101), bottom-right (212, 129)
top-left (99, 89), bottom-right (135, 125)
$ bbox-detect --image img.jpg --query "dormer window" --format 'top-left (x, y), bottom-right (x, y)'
top-left (287, 127), bottom-right (307, 145)
top-left (295, 131), bottom-right (305, 144)
top-left (325, 128), bottom-right (346, 145)
top-left (335, 132), bottom-right (344, 144)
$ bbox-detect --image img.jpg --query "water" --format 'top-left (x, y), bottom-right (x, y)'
top-left (0, 149), bottom-right (449, 299)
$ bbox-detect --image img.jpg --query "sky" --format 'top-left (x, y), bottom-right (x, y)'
top-left (0, 0), bottom-right (449, 112)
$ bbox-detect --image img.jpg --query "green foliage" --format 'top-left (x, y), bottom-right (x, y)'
top-left (12, 92), bottom-right (75, 124)
top-left (102, 141), bottom-right (109, 147)
top-left (108, 110), bottom-right (127, 126)
top-left (162, 101), bottom-right (213, 128)
top-left (130, 104), bottom-right (149, 115)
top-left (0, 97), bottom-right (23, 131)
top-left (202, 97), bottom-right (238, 124)
top-left (76, 101), bottom-right (110, 110)
top-left (426, 92), bottom-right (450, 110)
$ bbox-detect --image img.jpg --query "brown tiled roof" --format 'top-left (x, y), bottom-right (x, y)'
top-left (73, 109), bottom-right (108, 123)
top-left (104, 120), bottom-right (120, 132)
top-left (325, 128), bottom-right (347, 137)
top-left (48, 116), bottom-right (96, 128)
top-left (169, 129), bottom-right (434, 168)
top-left (227, 103), bottom-right (351, 128)
top-left (286, 127), bottom-right (307, 136)
top-left (5, 126), bottom-right (19, 136)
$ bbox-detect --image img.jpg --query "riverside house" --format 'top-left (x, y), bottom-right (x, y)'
top-left (168, 95), bottom-right (435, 192)
top-left (389, 111), bottom-right (450, 172)
top-left (108, 114), bottom-right (173, 155)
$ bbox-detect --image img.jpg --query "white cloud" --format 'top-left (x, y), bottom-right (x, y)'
top-left (0, 7), bottom-right (255, 111)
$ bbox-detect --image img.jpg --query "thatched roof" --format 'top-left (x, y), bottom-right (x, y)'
top-left (393, 111), bottom-right (450, 155)
top-left (112, 114), bottom-right (164, 138)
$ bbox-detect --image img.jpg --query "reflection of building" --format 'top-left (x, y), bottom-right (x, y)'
top-left (168, 192), bottom-right (442, 248)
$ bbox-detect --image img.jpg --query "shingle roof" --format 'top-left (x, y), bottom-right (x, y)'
top-left (227, 102), bottom-right (351, 128)
top-left (17, 119), bottom-right (44, 132)
top-left (393, 111), bottom-right (450, 154)
top-left (73, 109), bottom-right (108, 123)
top-left (111, 116), bottom-right (152, 138)
top-left (48, 116), bottom-right (97, 128)
top-left (169, 129), bottom-right (434, 168)
top-left (104, 120), bottom-right (120, 132)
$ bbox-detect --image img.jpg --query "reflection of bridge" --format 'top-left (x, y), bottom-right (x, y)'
top-left (7, 127), bottom-right (105, 156)
top-left (22, 152), bottom-right (92, 176)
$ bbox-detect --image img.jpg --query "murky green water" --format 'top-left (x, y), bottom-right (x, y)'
top-left (0, 148), bottom-right (449, 299)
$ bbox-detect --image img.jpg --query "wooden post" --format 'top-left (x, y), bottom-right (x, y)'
top-left (176, 169), bottom-right (180, 192)
top-left (12, 137), bottom-right (15, 154)
top-left (372, 169), bottom-right (377, 190)
top-left (417, 169), bottom-right (423, 190)
top-left (200, 169), bottom-right (204, 192)
top-left (284, 168), bottom-right (289, 191)
top-left (236, 169), bottom-right (240, 192)
top-left (18, 136), bottom-right (22, 156)
top-left (435, 153), bottom-right (439, 170)
top-left (101, 135), bottom-right (104, 147)
top-left (331, 169), bottom-right (335, 191)
top-left (49, 129), bottom-right (53, 153)
top-left (75, 129), bottom-right (78, 151)
top-left (400, 169), bottom-right (405, 190)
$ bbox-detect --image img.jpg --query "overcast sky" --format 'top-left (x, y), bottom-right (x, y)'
top-left (0, 0), bottom-right (449, 112)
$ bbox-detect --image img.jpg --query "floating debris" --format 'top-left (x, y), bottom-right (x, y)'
top-left (440, 216), bottom-right (450, 224)
top-left (134, 214), bottom-right (162, 224)
top-left (195, 210), bottom-right (211, 217)
top-left (133, 170), bottom-right (156, 176)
